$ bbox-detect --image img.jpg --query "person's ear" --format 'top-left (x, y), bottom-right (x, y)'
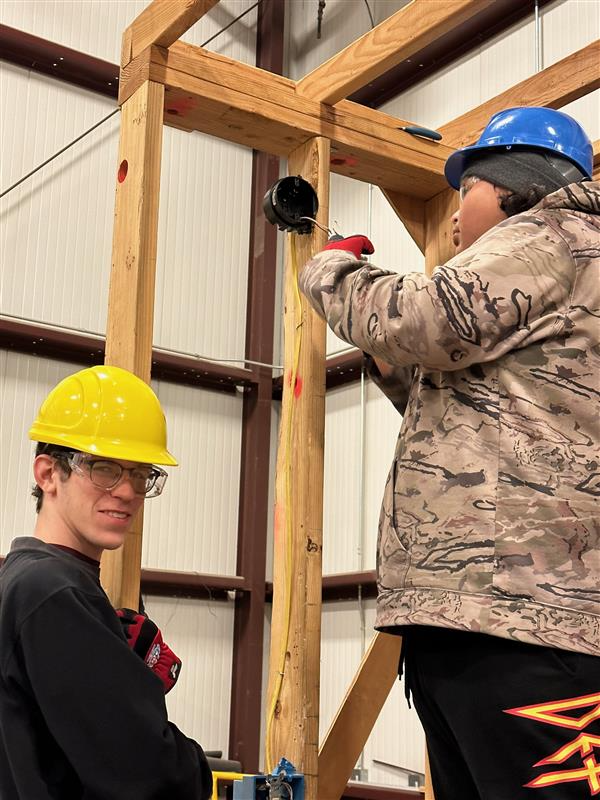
top-left (33, 454), bottom-right (60, 497)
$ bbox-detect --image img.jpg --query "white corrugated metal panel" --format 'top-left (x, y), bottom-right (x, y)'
top-left (265, 402), bottom-right (280, 584)
top-left (0, 351), bottom-right (82, 553)
top-left (1, 66), bottom-right (118, 335)
top-left (156, 128), bottom-right (252, 361)
top-left (326, 174), bottom-right (371, 356)
top-left (370, 186), bottom-right (425, 274)
top-left (542, 0), bottom-right (600, 69)
top-left (541, 0), bottom-right (600, 140)
top-left (323, 383), bottom-right (362, 574)
top-left (260, 603), bottom-right (272, 769)
top-left (1, 65), bottom-right (253, 361)
top-left (362, 604), bottom-right (425, 785)
top-left (286, 0), bottom-right (408, 81)
top-left (144, 380), bottom-right (243, 575)
top-left (325, 179), bottom-right (425, 357)
top-left (0, 0), bottom-right (257, 65)
top-left (143, 594), bottom-right (235, 754)
top-left (319, 598), bottom-right (425, 785)
top-left (319, 599), bottom-right (364, 737)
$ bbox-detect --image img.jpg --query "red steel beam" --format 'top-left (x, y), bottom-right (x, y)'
top-left (228, 0), bottom-right (285, 773)
top-left (0, 318), bottom-right (253, 393)
top-left (0, 23), bottom-right (119, 99)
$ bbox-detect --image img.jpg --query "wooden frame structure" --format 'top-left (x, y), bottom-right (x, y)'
top-left (101, 2), bottom-right (600, 798)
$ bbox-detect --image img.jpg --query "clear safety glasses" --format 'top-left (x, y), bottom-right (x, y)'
top-left (459, 176), bottom-right (481, 202)
top-left (55, 452), bottom-right (168, 498)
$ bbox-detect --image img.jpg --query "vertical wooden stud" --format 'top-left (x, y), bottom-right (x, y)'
top-left (425, 186), bottom-right (457, 274)
top-left (101, 79), bottom-right (165, 609)
top-left (265, 136), bottom-right (330, 800)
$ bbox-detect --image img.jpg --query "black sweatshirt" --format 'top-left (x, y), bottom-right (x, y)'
top-left (0, 537), bottom-right (212, 799)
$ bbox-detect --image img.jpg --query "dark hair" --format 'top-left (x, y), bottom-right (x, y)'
top-left (32, 443), bottom-right (74, 513)
top-left (499, 184), bottom-right (548, 217)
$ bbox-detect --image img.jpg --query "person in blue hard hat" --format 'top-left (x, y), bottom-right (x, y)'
top-left (297, 107), bottom-right (599, 799)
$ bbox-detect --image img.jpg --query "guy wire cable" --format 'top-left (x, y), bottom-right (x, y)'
top-left (265, 232), bottom-right (303, 772)
top-left (1, 0), bottom-right (264, 199)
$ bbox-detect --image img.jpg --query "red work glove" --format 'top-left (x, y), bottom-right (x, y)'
top-left (116, 608), bottom-right (182, 693)
top-left (322, 234), bottom-right (374, 260)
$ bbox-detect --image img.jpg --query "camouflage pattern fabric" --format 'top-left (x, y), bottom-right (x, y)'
top-left (299, 182), bottom-right (600, 656)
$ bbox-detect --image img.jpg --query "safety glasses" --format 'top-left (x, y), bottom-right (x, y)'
top-left (54, 452), bottom-right (168, 498)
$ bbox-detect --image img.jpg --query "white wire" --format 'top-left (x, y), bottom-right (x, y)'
top-left (0, 312), bottom-right (284, 371)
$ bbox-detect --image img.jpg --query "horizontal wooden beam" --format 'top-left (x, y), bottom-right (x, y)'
top-left (349, 0), bottom-right (555, 109)
top-left (296, 0), bottom-right (493, 105)
top-left (121, 0), bottom-right (219, 67)
top-left (119, 42), bottom-right (451, 199)
top-left (438, 40), bottom-right (600, 148)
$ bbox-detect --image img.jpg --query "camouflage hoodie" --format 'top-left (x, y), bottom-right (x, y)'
top-left (299, 181), bottom-right (600, 656)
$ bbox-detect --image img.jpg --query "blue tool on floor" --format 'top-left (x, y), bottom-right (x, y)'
top-left (232, 758), bottom-right (304, 799)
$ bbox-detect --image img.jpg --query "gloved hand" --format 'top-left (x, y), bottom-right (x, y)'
top-left (322, 234), bottom-right (374, 260)
top-left (116, 608), bottom-right (182, 693)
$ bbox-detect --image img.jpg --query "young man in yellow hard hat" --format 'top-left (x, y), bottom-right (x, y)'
top-left (298, 108), bottom-right (599, 799)
top-left (0, 365), bottom-right (213, 800)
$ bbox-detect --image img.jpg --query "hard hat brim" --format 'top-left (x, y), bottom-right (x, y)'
top-left (28, 428), bottom-right (178, 466)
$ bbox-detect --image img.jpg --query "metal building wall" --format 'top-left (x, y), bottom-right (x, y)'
top-left (286, 0), bottom-right (408, 81)
top-left (1, 0), bottom-right (259, 757)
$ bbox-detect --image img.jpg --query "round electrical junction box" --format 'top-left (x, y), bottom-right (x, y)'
top-left (263, 176), bottom-right (318, 234)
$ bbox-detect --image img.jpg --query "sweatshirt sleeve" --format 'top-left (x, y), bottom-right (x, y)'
top-left (298, 215), bottom-right (575, 372)
top-left (17, 587), bottom-right (212, 800)
top-left (363, 354), bottom-right (414, 415)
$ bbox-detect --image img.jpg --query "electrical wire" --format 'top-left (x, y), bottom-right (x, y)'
top-left (363, 0), bottom-right (375, 28)
top-left (264, 233), bottom-right (303, 772)
top-left (0, 312), bottom-right (284, 371)
top-left (0, 1), bottom-right (263, 199)
top-left (0, 109), bottom-right (120, 199)
top-left (201, 0), bottom-right (262, 48)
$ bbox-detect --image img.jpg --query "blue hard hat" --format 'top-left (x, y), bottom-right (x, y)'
top-left (445, 107), bottom-right (593, 189)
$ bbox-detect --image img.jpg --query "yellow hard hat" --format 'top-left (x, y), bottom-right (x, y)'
top-left (28, 365), bottom-right (178, 466)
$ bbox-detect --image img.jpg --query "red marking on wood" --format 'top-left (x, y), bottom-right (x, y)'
top-left (117, 160), bottom-right (128, 182)
top-left (330, 155), bottom-right (358, 167)
top-left (165, 95), bottom-right (197, 116)
top-left (286, 371), bottom-right (302, 398)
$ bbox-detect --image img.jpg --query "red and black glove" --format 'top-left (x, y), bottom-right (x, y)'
top-left (116, 608), bottom-right (182, 693)
top-left (322, 234), bottom-right (374, 260)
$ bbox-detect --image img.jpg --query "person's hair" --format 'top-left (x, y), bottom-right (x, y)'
top-left (32, 443), bottom-right (74, 513)
top-left (499, 184), bottom-right (548, 217)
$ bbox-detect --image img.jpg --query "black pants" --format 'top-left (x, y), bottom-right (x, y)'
top-left (400, 626), bottom-right (600, 800)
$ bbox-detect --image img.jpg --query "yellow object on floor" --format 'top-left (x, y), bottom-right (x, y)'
top-left (211, 770), bottom-right (248, 800)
